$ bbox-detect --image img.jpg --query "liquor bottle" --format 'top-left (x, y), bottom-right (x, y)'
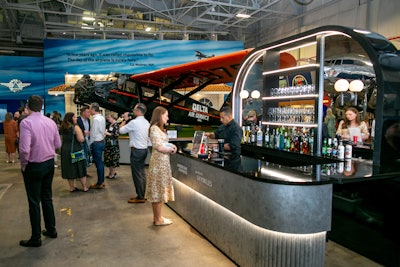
top-left (294, 136), bottom-right (299, 153)
top-left (241, 126), bottom-right (246, 144)
top-left (290, 127), bottom-right (296, 152)
top-left (250, 124), bottom-right (256, 144)
top-left (332, 138), bottom-right (338, 158)
top-left (264, 125), bottom-right (270, 148)
top-left (285, 131), bottom-right (291, 151)
top-left (279, 127), bottom-right (285, 151)
top-left (338, 141), bottom-right (345, 159)
top-left (308, 129), bottom-right (314, 155)
top-left (301, 133), bottom-right (310, 155)
top-left (246, 126), bottom-right (251, 144)
top-left (270, 128), bottom-right (275, 149)
top-left (256, 121), bottom-right (263, 146)
top-left (275, 127), bottom-right (280, 149)
top-left (345, 143), bottom-right (352, 159)
top-left (326, 138), bottom-right (333, 158)
top-left (322, 138), bottom-right (328, 157)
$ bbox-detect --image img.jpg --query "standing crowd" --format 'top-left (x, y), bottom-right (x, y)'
top-left (3, 95), bottom-right (177, 247)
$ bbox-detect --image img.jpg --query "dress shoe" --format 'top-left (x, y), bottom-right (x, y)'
top-left (19, 239), bottom-right (41, 247)
top-left (90, 183), bottom-right (104, 189)
top-left (128, 198), bottom-right (146, 203)
top-left (42, 229), bottom-right (57, 238)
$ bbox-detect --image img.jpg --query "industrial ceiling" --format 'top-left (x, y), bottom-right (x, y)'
top-left (0, 0), bottom-right (324, 56)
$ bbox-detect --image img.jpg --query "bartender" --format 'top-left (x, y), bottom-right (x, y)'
top-left (336, 106), bottom-right (369, 144)
top-left (204, 107), bottom-right (243, 168)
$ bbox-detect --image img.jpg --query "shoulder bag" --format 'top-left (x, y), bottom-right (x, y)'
top-left (71, 129), bottom-right (86, 163)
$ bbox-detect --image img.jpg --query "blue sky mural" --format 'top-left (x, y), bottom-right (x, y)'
top-left (1, 40), bottom-right (243, 116)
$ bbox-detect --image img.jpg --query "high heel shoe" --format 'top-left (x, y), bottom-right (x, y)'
top-left (106, 173), bottom-right (117, 179)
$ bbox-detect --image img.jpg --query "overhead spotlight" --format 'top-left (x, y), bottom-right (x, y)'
top-left (83, 16), bottom-right (95, 21)
top-left (236, 13), bottom-right (251, 18)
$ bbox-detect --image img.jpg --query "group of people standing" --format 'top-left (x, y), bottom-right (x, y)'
top-left (15, 95), bottom-right (178, 247)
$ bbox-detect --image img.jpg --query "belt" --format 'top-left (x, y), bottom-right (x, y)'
top-left (131, 147), bottom-right (146, 151)
top-left (93, 140), bottom-right (104, 143)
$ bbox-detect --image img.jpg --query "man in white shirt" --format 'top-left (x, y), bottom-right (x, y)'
top-left (119, 103), bottom-right (150, 203)
top-left (89, 102), bottom-right (106, 189)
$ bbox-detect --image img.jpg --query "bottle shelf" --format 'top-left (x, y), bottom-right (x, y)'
top-left (262, 94), bottom-right (318, 101)
top-left (263, 122), bottom-right (318, 128)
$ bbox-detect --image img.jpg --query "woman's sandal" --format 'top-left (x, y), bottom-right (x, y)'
top-left (106, 173), bottom-right (117, 179)
top-left (70, 187), bottom-right (79, 192)
top-left (154, 217), bottom-right (173, 226)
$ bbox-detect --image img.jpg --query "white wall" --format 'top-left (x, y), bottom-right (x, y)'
top-left (246, 0), bottom-right (400, 49)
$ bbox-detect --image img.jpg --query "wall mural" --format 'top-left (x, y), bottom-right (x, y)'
top-left (0, 40), bottom-right (243, 118)
top-left (43, 39), bottom-right (243, 115)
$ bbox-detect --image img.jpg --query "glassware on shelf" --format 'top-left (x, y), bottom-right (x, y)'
top-left (267, 105), bottom-right (315, 124)
top-left (270, 84), bottom-right (315, 97)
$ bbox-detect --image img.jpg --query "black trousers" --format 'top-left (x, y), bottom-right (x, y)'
top-left (130, 149), bottom-right (148, 199)
top-left (22, 159), bottom-right (56, 241)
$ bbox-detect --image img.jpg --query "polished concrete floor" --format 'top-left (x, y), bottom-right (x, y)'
top-left (0, 139), bottom-right (382, 266)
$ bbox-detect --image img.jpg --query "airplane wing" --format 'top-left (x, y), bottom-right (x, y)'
top-left (129, 49), bottom-right (254, 89)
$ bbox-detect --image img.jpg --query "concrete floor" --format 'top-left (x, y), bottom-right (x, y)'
top-left (0, 137), bottom-right (382, 267)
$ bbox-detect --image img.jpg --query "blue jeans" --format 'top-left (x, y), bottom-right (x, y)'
top-left (91, 141), bottom-right (105, 185)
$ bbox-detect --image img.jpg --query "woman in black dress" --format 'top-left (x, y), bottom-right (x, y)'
top-left (60, 112), bottom-right (89, 192)
top-left (104, 112), bottom-right (120, 179)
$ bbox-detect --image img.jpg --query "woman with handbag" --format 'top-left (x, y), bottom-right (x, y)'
top-left (60, 112), bottom-right (89, 192)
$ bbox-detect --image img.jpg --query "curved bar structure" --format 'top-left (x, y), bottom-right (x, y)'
top-left (169, 153), bottom-right (331, 267)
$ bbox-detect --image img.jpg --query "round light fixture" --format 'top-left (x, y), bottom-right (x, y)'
top-left (250, 90), bottom-right (261, 99)
top-left (240, 89), bottom-right (249, 99)
top-left (334, 79), bottom-right (349, 92)
top-left (349, 80), bottom-right (364, 92)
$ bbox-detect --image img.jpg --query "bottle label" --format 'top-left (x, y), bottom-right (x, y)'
top-left (345, 144), bottom-right (352, 159)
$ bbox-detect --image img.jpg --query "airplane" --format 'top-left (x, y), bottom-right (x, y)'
top-left (195, 50), bottom-right (214, 59)
top-left (73, 48), bottom-right (297, 125)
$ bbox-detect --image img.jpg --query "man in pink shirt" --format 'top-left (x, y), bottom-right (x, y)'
top-left (19, 95), bottom-right (61, 247)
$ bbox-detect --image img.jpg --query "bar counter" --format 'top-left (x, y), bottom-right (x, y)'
top-left (166, 142), bottom-right (400, 267)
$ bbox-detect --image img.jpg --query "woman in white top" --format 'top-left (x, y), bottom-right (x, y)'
top-left (336, 106), bottom-right (369, 144)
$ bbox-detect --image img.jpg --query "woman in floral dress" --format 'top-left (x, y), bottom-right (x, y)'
top-left (145, 106), bottom-right (177, 226)
top-left (104, 112), bottom-right (120, 179)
